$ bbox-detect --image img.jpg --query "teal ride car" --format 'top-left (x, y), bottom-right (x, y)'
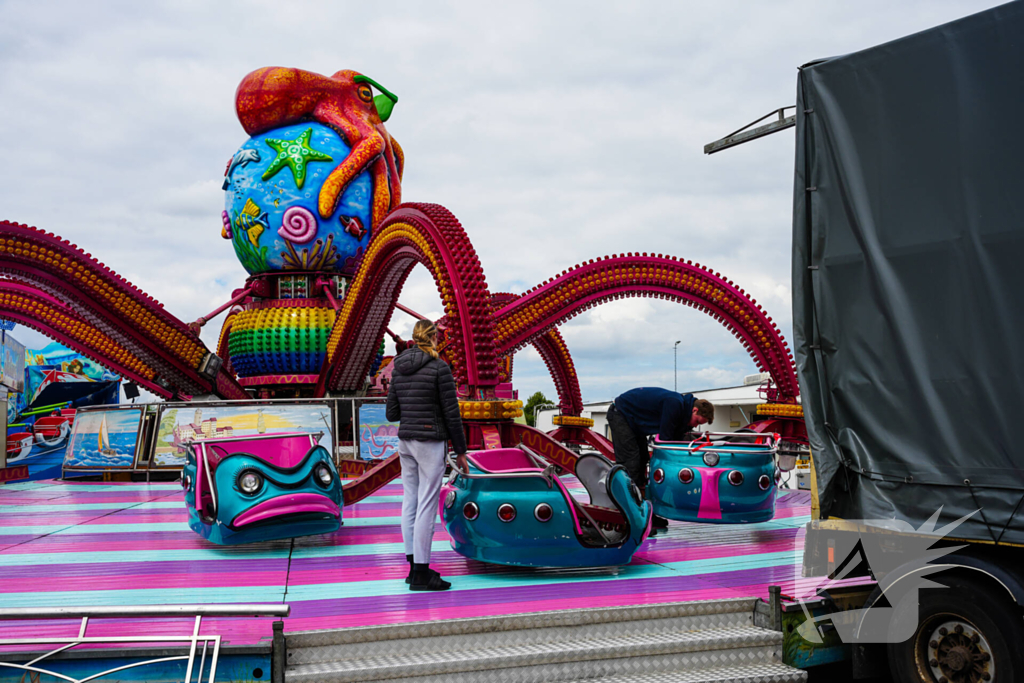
top-left (183, 432), bottom-right (343, 545)
top-left (648, 432), bottom-right (778, 524)
top-left (440, 446), bottom-right (652, 567)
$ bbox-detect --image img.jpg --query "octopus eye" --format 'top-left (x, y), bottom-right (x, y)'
top-left (358, 85), bottom-right (373, 103)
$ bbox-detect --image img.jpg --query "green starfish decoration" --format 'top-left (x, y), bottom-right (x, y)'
top-left (261, 128), bottom-right (333, 189)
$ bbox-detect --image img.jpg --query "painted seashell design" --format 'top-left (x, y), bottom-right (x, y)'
top-left (278, 206), bottom-right (318, 244)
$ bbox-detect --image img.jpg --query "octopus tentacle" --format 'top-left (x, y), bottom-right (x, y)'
top-left (317, 135), bottom-right (385, 219)
top-left (390, 136), bottom-right (405, 181)
top-left (370, 156), bottom-right (392, 230)
top-left (379, 143), bottom-right (400, 217)
top-left (313, 100), bottom-right (362, 147)
top-left (384, 139), bottom-right (402, 206)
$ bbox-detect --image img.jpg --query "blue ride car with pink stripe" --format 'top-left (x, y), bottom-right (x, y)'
top-left (648, 432), bottom-right (779, 524)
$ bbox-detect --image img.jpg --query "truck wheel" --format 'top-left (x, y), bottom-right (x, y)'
top-left (887, 574), bottom-right (1023, 682)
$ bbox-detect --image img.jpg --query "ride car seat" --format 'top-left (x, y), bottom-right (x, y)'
top-left (574, 453), bottom-right (617, 508)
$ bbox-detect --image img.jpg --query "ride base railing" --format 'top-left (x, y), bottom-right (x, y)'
top-left (0, 604), bottom-right (289, 683)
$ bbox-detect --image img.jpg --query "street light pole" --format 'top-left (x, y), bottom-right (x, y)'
top-left (674, 340), bottom-right (681, 392)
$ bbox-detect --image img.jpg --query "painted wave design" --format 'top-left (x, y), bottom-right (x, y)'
top-left (64, 432), bottom-right (137, 468)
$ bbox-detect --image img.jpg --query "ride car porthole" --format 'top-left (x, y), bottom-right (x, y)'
top-left (463, 501), bottom-right (479, 520)
top-left (728, 470), bottom-right (744, 486)
top-left (497, 503), bottom-right (517, 522)
top-left (534, 503), bottom-right (552, 522)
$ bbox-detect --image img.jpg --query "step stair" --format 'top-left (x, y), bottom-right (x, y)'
top-left (285, 598), bottom-right (806, 682)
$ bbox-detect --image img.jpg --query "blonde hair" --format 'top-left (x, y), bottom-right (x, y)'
top-left (412, 319), bottom-right (439, 359)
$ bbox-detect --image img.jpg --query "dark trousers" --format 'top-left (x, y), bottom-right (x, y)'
top-left (607, 404), bottom-right (649, 488)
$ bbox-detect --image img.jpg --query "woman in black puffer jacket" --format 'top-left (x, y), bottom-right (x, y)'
top-left (386, 319), bottom-right (467, 591)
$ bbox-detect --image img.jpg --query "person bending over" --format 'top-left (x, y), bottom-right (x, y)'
top-left (386, 320), bottom-right (468, 591)
top-left (607, 388), bottom-right (714, 528)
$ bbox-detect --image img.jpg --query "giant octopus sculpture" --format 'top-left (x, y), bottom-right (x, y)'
top-left (0, 67), bottom-right (805, 502)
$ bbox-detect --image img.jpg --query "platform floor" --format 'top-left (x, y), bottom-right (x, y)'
top-left (0, 478), bottom-right (812, 650)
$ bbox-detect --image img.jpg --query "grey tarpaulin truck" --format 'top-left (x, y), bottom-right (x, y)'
top-left (710, 1), bottom-right (1024, 679)
top-left (791, 2), bottom-right (1024, 681)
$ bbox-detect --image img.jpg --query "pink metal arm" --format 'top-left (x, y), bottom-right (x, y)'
top-left (190, 287), bottom-right (253, 332)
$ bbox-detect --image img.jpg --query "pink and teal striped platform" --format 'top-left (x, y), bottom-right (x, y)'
top-left (0, 478), bottom-right (813, 649)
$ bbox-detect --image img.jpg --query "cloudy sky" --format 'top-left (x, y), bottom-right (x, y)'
top-left (0, 0), bottom-right (1002, 405)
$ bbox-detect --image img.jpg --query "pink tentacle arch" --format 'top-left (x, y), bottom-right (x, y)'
top-left (490, 291), bottom-right (584, 416)
top-left (531, 328), bottom-right (585, 416)
top-left (0, 281), bottom-right (168, 393)
top-left (320, 203), bottom-right (499, 393)
top-left (0, 221), bottom-right (248, 399)
top-left (493, 253), bottom-right (799, 401)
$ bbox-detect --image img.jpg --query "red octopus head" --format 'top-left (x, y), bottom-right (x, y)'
top-left (235, 67), bottom-right (399, 136)
top-left (330, 69), bottom-right (399, 123)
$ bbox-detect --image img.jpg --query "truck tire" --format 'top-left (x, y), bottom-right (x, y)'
top-left (887, 574), bottom-right (1023, 682)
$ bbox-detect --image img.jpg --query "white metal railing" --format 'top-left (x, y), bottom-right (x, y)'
top-left (0, 604), bottom-right (289, 683)
top-left (655, 432), bottom-right (780, 454)
top-left (445, 444), bottom-right (557, 486)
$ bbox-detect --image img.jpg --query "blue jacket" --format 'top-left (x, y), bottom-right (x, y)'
top-left (613, 388), bottom-right (696, 441)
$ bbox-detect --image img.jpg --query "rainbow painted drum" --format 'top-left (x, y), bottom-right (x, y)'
top-left (183, 432), bottom-right (342, 545)
top-left (648, 433), bottom-right (778, 524)
top-left (440, 447), bottom-right (652, 567)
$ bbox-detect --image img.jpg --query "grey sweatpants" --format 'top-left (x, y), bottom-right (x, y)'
top-left (398, 438), bottom-right (446, 564)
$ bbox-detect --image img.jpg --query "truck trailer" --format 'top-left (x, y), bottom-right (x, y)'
top-left (792, 3), bottom-right (1024, 681)
top-left (710, 2), bottom-right (1024, 680)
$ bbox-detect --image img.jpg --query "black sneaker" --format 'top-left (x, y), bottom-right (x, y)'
top-left (409, 564), bottom-right (452, 591)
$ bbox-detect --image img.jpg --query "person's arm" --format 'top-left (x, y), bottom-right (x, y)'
top-left (436, 361), bottom-right (467, 456)
top-left (385, 376), bottom-right (400, 423)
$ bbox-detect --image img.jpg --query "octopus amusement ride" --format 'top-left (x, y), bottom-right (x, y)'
top-left (0, 67), bottom-right (806, 562)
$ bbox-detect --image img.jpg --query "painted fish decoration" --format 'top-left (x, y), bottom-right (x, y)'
top-left (340, 215), bottom-right (367, 240)
top-left (235, 198), bottom-right (269, 246)
top-left (222, 148), bottom-right (262, 189)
